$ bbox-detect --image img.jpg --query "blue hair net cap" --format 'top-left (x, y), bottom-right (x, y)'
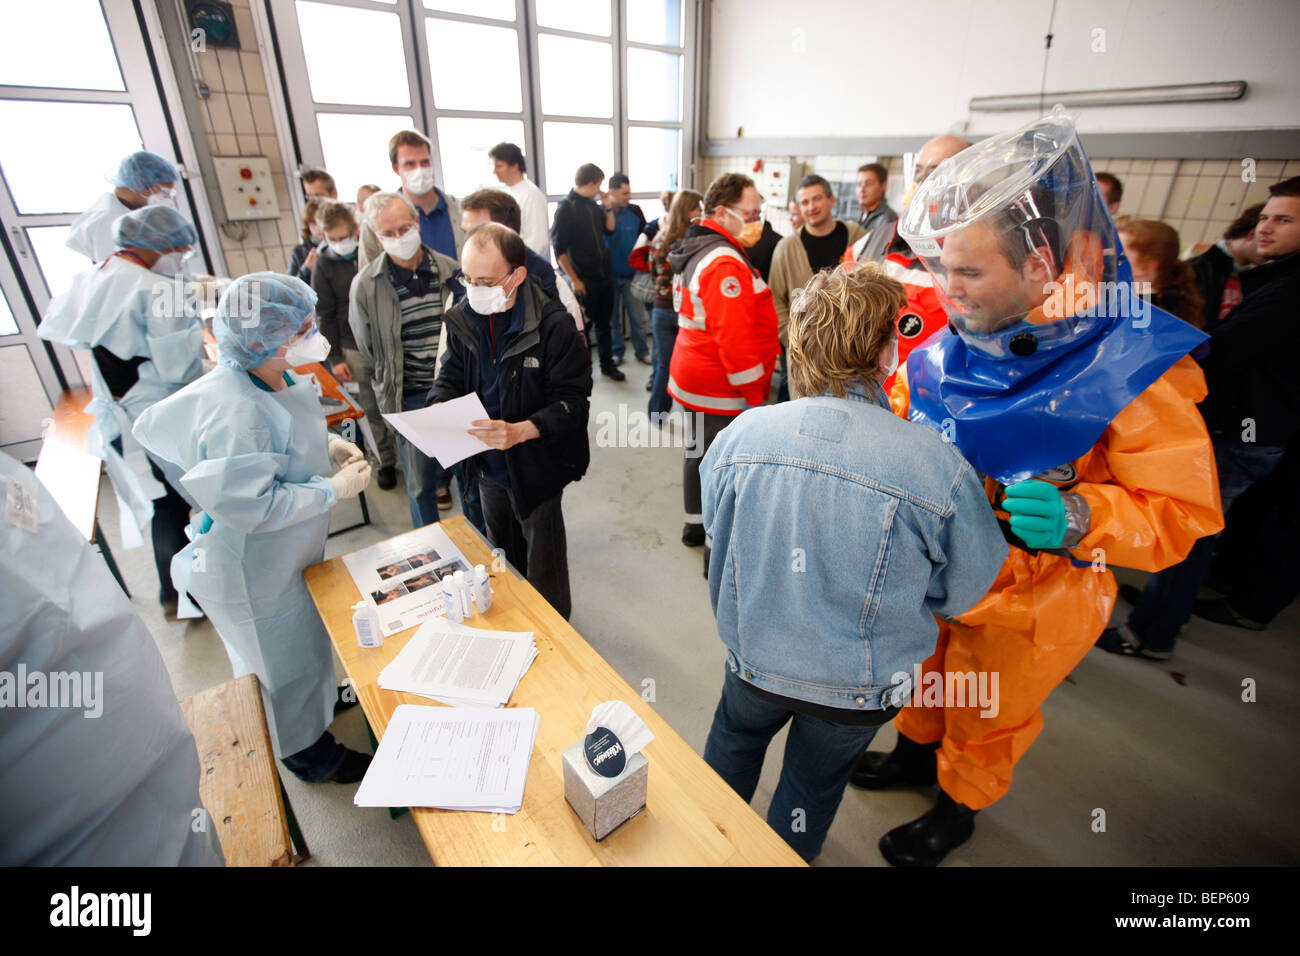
top-left (113, 206), bottom-right (198, 251)
top-left (110, 151), bottom-right (179, 191)
top-left (213, 272), bottom-right (318, 370)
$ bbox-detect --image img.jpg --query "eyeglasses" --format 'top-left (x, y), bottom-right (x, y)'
top-left (727, 206), bottom-right (763, 224)
top-left (465, 271), bottom-right (516, 288)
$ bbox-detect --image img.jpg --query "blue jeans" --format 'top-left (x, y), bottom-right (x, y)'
top-left (397, 388), bottom-right (444, 528)
top-left (703, 667), bottom-right (881, 861)
top-left (610, 275), bottom-right (650, 361)
top-left (649, 306), bottom-right (678, 417)
top-left (1127, 440), bottom-right (1284, 651)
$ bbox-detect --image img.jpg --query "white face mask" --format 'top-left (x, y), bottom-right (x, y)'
top-left (283, 329), bottom-right (331, 366)
top-left (401, 166), bottom-right (436, 194)
top-left (146, 189), bottom-right (177, 208)
top-left (465, 273), bottom-right (519, 315)
top-left (878, 336), bottom-right (900, 379)
top-left (327, 236), bottom-right (358, 257)
top-left (152, 249), bottom-right (191, 275)
top-left (381, 225), bottom-right (422, 260)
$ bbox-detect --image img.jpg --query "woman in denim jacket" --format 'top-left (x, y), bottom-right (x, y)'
top-left (700, 262), bottom-right (1007, 862)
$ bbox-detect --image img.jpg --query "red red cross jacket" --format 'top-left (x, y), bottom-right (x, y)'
top-left (667, 220), bottom-right (780, 414)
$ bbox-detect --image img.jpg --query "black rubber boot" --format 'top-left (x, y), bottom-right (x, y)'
top-left (849, 734), bottom-right (939, 790)
top-left (878, 790), bottom-right (977, 867)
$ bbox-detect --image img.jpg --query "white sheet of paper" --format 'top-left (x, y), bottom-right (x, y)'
top-left (379, 620), bottom-right (538, 708)
top-left (353, 705), bottom-right (540, 812)
top-left (381, 393), bottom-right (494, 468)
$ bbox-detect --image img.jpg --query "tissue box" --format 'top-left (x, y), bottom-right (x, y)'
top-left (562, 741), bottom-right (648, 841)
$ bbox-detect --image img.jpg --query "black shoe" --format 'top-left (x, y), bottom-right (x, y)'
top-left (602, 365), bottom-right (626, 381)
top-left (335, 681), bottom-right (360, 715)
top-left (376, 465), bottom-right (397, 490)
top-left (682, 523), bottom-right (705, 547)
top-left (1119, 584), bottom-right (1143, 606)
top-left (1095, 626), bottom-right (1171, 661)
top-left (850, 734), bottom-right (939, 790)
top-left (703, 543), bottom-right (710, 580)
top-left (326, 748), bottom-right (372, 784)
top-left (879, 790), bottom-right (977, 867)
top-left (1192, 598), bottom-right (1267, 631)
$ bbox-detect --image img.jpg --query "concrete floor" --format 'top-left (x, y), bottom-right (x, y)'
top-left (100, 365), bottom-right (1300, 867)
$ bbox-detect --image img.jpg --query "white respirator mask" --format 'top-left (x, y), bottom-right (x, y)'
top-left (401, 166), bottom-right (436, 194)
top-left (380, 226), bottom-right (422, 260)
top-left (327, 236), bottom-right (358, 257)
top-left (283, 329), bottom-right (331, 366)
top-left (465, 273), bottom-right (519, 316)
top-left (151, 248), bottom-right (193, 275)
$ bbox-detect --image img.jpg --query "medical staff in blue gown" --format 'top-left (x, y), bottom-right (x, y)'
top-left (38, 205), bottom-right (205, 609)
top-left (0, 450), bottom-right (223, 866)
top-left (133, 273), bottom-right (374, 782)
top-left (67, 150), bottom-right (181, 264)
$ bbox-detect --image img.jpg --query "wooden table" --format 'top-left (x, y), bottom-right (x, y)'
top-left (305, 517), bottom-right (806, 867)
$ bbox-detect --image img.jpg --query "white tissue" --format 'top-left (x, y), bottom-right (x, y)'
top-left (585, 700), bottom-right (655, 758)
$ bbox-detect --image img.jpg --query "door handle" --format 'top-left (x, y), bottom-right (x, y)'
top-left (9, 226), bottom-right (28, 259)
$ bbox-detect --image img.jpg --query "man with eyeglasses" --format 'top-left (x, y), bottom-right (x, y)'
top-left (667, 173), bottom-right (780, 558)
top-left (424, 223), bottom-right (591, 620)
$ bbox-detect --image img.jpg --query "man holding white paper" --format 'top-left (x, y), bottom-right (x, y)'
top-left (424, 223), bottom-right (592, 619)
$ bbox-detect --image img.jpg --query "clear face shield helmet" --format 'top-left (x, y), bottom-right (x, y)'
top-left (898, 108), bottom-right (1128, 360)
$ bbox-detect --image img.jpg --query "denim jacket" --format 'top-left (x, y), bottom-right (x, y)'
top-left (701, 382), bottom-right (1007, 711)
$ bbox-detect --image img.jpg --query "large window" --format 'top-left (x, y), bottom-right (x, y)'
top-left (273, 0), bottom-right (696, 232)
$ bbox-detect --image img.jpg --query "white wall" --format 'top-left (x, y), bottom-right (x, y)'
top-left (708, 0), bottom-right (1300, 140)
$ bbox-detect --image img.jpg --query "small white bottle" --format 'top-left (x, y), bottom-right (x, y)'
top-left (441, 574), bottom-right (464, 623)
top-left (454, 570), bottom-right (473, 618)
top-left (352, 600), bottom-right (383, 648)
top-left (471, 564), bottom-right (493, 613)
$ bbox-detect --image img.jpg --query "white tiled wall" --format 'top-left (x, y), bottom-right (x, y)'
top-left (700, 154), bottom-right (1300, 254)
top-left (189, 0), bottom-right (299, 276)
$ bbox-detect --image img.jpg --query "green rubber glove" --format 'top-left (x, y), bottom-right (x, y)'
top-left (1002, 479), bottom-right (1068, 549)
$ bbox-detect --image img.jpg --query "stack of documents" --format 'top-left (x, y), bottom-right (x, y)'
top-left (354, 704), bottom-right (540, 812)
top-left (378, 620), bottom-right (538, 708)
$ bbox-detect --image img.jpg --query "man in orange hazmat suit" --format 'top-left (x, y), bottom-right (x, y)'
top-left (850, 111), bottom-right (1224, 866)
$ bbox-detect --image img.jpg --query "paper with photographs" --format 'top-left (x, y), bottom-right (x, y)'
top-left (341, 524), bottom-right (475, 636)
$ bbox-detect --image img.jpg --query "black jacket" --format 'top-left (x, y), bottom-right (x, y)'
top-left (287, 239), bottom-right (317, 285)
top-left (550, 189), bottom-right (612, 282)
top-left (744, 221), bottom-right (782, 283)
top-left (1191, 244), bottom-right (1235, 332)
top-left (311, 247), bottom-right (359, 364)
top-left (426, 280), bottom-right (593, 518)
top-left (1198, 250), bottom-right (1300, 448)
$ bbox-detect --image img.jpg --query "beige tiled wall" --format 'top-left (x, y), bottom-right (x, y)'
top-left (701, 154), bottom-right (1299, 254)
top-left (189, 0), bottom-right (299, 276)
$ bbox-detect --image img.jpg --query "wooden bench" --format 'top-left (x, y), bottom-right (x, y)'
top-left (179, 673), bottom-right (310, 867)
top-left (33, 387), bottom-right (129, 595)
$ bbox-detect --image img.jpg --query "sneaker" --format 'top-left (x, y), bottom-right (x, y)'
top-left (602, 365), bottom-right (626, 381)
top-left (1192, 598), bottom-right (1267, 631)
top-left (1095, 626), bottom-right (1171, 661)
top-left (437, 487), bottom-right (453, 511)
top-left (376, 465), bottom-right (397, 490)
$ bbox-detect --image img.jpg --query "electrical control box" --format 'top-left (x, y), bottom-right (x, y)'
top-left (761, 160), bottom-right (793, 208)
top-left (212, 156), bottom-right (280, 221)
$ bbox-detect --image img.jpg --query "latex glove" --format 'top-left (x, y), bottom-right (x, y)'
top-left (328, 436), bottom-right (363, 467)
top-left (1002, 479), bottom-right (1068, 549)
top-left (328, 460), bottom-right (371, 500)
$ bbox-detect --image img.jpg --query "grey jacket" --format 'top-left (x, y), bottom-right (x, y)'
top-left (347, 245), bottom-right (460, 416)
top-left (357, 190), bottom-right (465, 270)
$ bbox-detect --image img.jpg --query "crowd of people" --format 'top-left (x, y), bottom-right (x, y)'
top-left (12, 108), bottom-right (1297, 865)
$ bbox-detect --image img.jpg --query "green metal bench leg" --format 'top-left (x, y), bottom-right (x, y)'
top-left (279, 775), bottom-right (312, 864)
top-left (365, 713), bottom-right (408, 820)
top-left (94, 525), bottom-right (130, 597)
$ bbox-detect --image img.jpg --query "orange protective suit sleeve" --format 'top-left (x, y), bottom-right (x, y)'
top-left (1070, 355), bottom-right (1224, 572)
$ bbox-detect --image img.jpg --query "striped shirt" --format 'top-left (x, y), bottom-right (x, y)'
top-left (388, 251), bottom-right (443, 391)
